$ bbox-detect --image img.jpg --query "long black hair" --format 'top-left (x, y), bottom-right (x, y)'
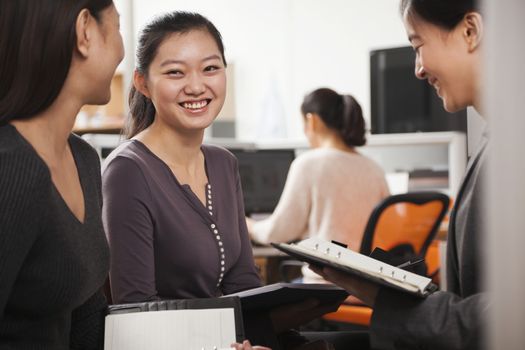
top-left (126, 11), bottom-right (226, 138)
top-left (0, 0), bottom-right (114, 124)
top-left (301, 88), bottom-right (366, 147)
top-left (400, 0), bottom-right (478, 30)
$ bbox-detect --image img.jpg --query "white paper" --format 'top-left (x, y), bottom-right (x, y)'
top-left (104, 308), bottom-right (236, 350)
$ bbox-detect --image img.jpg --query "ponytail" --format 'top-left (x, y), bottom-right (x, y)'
top-left (125, 85), bottom-right (156, 138)
top-left (301, 88), bottom-right (367, 148)
top-left (340, 94), bottom-right (366, 147)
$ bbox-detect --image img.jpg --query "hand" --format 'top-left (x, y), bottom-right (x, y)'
top-left (269, 297), bottom-right (343, 333)
top-left (309, 266), bottom-right (380, 307)
top-left (231, 340), bottom-right (271, 350)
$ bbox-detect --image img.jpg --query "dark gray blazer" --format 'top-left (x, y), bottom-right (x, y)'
top-left (370, 134), bottom-right (489, 350)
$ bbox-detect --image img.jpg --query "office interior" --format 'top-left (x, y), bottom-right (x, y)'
top-left (72, 0), bottom-right (524, 348)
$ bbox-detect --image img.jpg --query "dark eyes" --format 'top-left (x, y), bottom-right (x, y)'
top-left (204, 65), bottom-right (221, 72)
top-left (165, 65), bottom-right (222, 77)
top-left (166, 69), bottom-right (183, 76)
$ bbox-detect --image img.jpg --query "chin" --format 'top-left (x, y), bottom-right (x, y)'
top-left (442, 96), bottom-right (463, 113)
top-left (88, 92), bottom-right (111, 106)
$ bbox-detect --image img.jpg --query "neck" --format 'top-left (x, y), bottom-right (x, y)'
top-left (471, 56), bottom-right (484, 117)
top-left (473, 86), bottom-right (484, 117)
top-left (316, 133), bottom-right (355, 153)
top-left (10, 91), bottom-right (82, 160)
top-left (136, 119), bottom-right (205, 168)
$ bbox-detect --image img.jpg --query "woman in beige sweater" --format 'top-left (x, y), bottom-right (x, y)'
top-left (247, 88), bottom-right (389, 283)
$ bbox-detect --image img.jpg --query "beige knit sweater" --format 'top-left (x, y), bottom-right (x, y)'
top-left (250, 147), bottom-right (389, 282)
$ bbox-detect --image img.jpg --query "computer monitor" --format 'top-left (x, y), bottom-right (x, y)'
top-left (230, 149), bottom-right (296, 215)
top-left (370, 46), bottom-right (467, 134)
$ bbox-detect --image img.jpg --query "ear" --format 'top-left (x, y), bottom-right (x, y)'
top-left (303, 113), bottom-right (314, 132)
top-left (133, 70), bottom-right (151, 99)
top-left (310, 113), bottom-right (326, 133)
top-left (463, 12), bottom-right (483, 52)
top-left (75, 9), bottom-right (93, 58)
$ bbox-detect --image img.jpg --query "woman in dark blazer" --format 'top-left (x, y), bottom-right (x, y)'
top-left (314, 1), bottom-right (488, 349)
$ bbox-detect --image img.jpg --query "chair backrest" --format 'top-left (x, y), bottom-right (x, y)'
top-left (359, 191), bottom-right (450, 260)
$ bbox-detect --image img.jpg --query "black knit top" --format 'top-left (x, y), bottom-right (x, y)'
top-left (0, 124), bottom-right (109, 349)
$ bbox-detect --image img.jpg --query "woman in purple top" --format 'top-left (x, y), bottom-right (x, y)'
top-left (102, 12), bottom-right (261, 303)
top-left (102, 12), bottom-right (343, 350)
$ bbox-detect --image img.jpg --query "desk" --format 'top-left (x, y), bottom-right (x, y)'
top-left (252, 246), bottom-right (286, 258)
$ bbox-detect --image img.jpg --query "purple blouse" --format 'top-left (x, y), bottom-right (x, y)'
top-left (102, 140), bottom-right (261, 304)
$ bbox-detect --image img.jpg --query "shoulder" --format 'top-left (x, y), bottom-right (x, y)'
top-left (101, 141), bottom-right (154, 198)
top-left (355, 152), bottom-right (386, 174)
top-left (291, 148), bottom-right (339, 169)
top-left (0, 125), bottom-right (51, 204)
top-left (69, 133), bottom-right (101, 166)
top-left (202, 144), bottom-right (238, 167)
top-left (102, 140), bottom-right (150, 175)
top-left (0, 124), bottom-right (50, 186)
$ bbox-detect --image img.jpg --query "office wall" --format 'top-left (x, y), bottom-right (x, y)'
top-left (129, 0), bottom-right (408, 139)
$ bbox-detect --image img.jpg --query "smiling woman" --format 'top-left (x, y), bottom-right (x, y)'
top-left (316, 0), bottom-right (489, 349)
top-left (101, 11), bottom-right (274, 348)
top-left (0, 0), bottom-right (124, 348)
top-left (133, 29), bottom-right (226, 134)
top-left (125, 11), bottom-right (227, 138)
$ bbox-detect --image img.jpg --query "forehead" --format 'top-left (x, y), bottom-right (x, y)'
top-left (154, 30), bottom-right (221, 61)
top-left (403, 13), bottom-right (446, 43)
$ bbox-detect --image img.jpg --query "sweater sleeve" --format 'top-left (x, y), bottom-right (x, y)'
top-left (0, 154), bottom-right (48, 318)
top-left (250, 158), bottom-right (311, 244)
top-left (222, 158), bottom-right (262, 294)
top-left (102, 156), bottom-right (159, 304)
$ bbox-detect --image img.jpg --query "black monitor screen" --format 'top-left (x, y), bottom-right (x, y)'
top-left (370, 46), bottom-right (466, 134)
top-left (230, 149), bottom-right (295, 215)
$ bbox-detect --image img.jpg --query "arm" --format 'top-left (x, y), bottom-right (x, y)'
top-left (222, 160), bottom-right (262, 294)
top-left (102, 157), bottom-right (159, 304)
top-left (315, 267), bottom-right (486, 350)
top-left (0, 156), bottom-right (47, 318)
top-left (371, 287), bottom-right (486, 350)
top-left (249, 159), bottom-right (311, 244)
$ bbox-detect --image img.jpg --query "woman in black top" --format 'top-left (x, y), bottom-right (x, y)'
top-left (0, 0), bottom-right (124, 348)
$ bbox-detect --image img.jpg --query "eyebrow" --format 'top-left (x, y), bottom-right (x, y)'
top-left (160, 54), bottom-right (223, 67)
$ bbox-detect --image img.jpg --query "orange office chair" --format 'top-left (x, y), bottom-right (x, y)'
top-left (323, 191), bottom-right (450, 327)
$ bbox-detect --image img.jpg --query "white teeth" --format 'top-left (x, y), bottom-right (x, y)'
top-left (183, 100), bottom-right (208, 109)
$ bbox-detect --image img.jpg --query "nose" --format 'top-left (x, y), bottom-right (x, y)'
top-left (414, 58), bottom-right (426, 80)
top-left (184, 72), bottom-right (205, 95)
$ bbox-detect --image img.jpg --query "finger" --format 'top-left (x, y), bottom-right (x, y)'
top-left (322, 267), bottom-right (358, 283)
